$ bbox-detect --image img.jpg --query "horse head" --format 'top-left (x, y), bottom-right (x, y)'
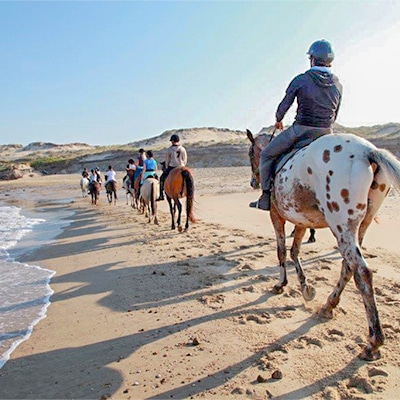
top-left (246, 129), bottom-right (271, 189)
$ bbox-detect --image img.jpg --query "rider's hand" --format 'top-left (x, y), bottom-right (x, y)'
top-left (275, 121), bottom-right (283, 130)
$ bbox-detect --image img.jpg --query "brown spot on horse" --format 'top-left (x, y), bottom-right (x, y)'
top-left (340, 188), bottom-right (350, 204)
top-left (323, 150), bottom-right (330, 163)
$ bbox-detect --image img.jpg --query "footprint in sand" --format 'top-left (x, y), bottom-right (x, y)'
top-left (347, 375), bottom-right (374, 394)
top-left (298, 335), bottom-right (324, 348)
top-left (241, 312), bottom-right (272, 325)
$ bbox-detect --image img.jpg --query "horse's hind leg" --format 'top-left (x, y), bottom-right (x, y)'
top-left (167, 197), bottom-right (175, 229)
top-left (270, 207), bottom-right (288, 294)
top-left (321, 237), bottom-right (384, 360)
top-left (176, 199), bottom-right (183, 232)
top-left (290, 226), bottom-right (316, 301)
top-left (319, 259), bottom-right (353, 318)
top-left (353, 262), bottom-right (384, 360)
top-left (308, 228), bottom-right (316, 243)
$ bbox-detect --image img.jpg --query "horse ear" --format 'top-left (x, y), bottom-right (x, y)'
top-left (246, 129), bottom-right (255, 144)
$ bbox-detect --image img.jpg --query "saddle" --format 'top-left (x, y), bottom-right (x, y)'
top-left (273, 128), bottom-right (328, 178)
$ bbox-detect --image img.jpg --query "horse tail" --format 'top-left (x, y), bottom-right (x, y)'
top-left (182, 169), bottom-right (196, 223)
top-left (150, 180), bottom-right (156, 216)
top-left (368, 147), bottom-right (400, 192)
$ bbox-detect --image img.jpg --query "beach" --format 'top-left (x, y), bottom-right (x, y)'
top-left (1, 168), bottom-right (400, 399)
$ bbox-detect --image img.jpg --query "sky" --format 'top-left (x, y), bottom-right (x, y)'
top-left (1, 1), bottom-right (400, 146)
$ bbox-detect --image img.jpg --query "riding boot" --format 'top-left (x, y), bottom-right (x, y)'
top-left (249, 190), bottom-right (271, 211)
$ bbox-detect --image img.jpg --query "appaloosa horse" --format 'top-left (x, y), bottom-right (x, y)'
top-left (247, 129), bottom-right (400, 360)
top-left (164, 166), bottom-right (196, 232)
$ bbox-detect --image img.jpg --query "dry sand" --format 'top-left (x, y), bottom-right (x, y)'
top-left (0, 167), bottom-right (400, 399)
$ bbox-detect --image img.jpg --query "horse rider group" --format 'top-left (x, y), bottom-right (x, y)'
top-left (122, 134), bottom-right (187, 200)
top-left (81, 167), bottom-right (102, 193)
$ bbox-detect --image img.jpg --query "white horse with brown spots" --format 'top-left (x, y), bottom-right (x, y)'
top-left (247, 130), bottom-right (400, 361)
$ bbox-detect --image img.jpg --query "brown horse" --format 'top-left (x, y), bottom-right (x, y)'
top-left (106, 180), bottom-right (118, 205)
top-left (133, 175), bottom-right (141, 210)
top-left (88, 181), bottom-right (101, 205)
top-left (164, 166), bottom-right (195, 232)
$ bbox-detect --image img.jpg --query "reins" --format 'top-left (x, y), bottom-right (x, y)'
top-left (269, 127), bottom-right (278, 143)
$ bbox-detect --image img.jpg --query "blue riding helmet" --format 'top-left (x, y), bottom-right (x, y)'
top-left (307, 39), bottom-right (334, 64)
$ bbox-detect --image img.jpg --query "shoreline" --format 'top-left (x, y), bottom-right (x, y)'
top-left (1, 170), bottom-right (400, 399)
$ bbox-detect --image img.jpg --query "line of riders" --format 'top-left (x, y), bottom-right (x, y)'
top-left (81, 133), bottom-right (188, 201)
top-left (82, 38), bottom-right (340, 208)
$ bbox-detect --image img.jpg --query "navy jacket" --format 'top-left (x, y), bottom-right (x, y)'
top-left (276, 68), bottom-right (342, 128)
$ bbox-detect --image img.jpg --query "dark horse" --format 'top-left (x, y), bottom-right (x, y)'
top-left (164, 165), bottom-right (196, 232)
top-left (106, 180), bottom-right (118, 205)
top-left (247, 129), bottom-right (400, 360)
top-left (88, 181), bottom-right (101, 205)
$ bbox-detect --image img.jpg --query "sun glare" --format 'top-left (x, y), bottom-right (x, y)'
top-left (337, 22), bottom-right (400, 127)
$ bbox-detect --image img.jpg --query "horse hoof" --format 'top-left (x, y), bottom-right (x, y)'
top-left (302, 285), bottom-right (316, 301)
top-left (359, 347), bottom-right (381, 361)
top-left (272, 285), bottom-right (284, 295)
top-left (318, 307), bottom-right (333, 319)
top-left (178, 226), bottom-right (183, 233)
top-left (308, 237), bottom-right (316, 243)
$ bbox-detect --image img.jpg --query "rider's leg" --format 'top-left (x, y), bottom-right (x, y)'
top-left (250, 125), bottom-right (298, 211)
top-left (157, 168), bottom-right (172, 201)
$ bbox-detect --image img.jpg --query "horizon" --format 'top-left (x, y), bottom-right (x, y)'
top-left (2, 122), bottom-right (400, 147)
top-left (2, 1), bottom-right (400, 146)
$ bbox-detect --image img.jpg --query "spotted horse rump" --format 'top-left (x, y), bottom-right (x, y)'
top-left (247, 130), bottom-right (400, 361)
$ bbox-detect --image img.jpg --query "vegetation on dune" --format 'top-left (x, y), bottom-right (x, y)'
top-left (30, 156), bottom-right (75, 170)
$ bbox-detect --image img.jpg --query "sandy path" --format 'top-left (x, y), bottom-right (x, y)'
top-left (0, 169), bottom-right (399, 399)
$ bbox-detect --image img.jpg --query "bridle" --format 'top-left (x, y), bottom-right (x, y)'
top-left (248, 143), bottom-right (261, 187)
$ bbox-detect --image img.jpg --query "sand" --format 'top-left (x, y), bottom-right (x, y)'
top-left (0, 167), bottom-right (400, 400)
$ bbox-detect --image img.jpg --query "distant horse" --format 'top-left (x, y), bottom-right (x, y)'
top-left (88, 181), bottom-right (101, 205)
top-left (122, 175), bottom-right (135, 207)
top-left (80, 177), bottom-right (89, 197)
top-left (139, 177), bottom-right (160, 224)
top-left (106, 180), bottom-right (118, 205)
top-left (247, 129), bottom-right (400, 360)
top-left (133, 175), bottom-right (142, 210)
top-left (164, 166), bottom-right (196, 232)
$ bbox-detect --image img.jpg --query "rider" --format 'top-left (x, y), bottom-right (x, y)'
top-left (89, 168), bottom-right (101, 190)
top-left (105, 165), bottom-right (117, 191)
top-left (126, 158), bottom-right (136, 173)
top-left (133, 148), bottom-right (146, 182)
top-left (249, 39), bottom-right (343, 211)
top-left (141, 150), bottom-right (158, 183)
top-left (95, 166), bottom-right (102, 186)
top-left (81, 167), bottom-right (89, 179)
top-left (157, 134), bottom-right (187, 201)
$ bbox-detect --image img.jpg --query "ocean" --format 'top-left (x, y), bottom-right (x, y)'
top-left (0, 202), bottom-right (74, 369)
